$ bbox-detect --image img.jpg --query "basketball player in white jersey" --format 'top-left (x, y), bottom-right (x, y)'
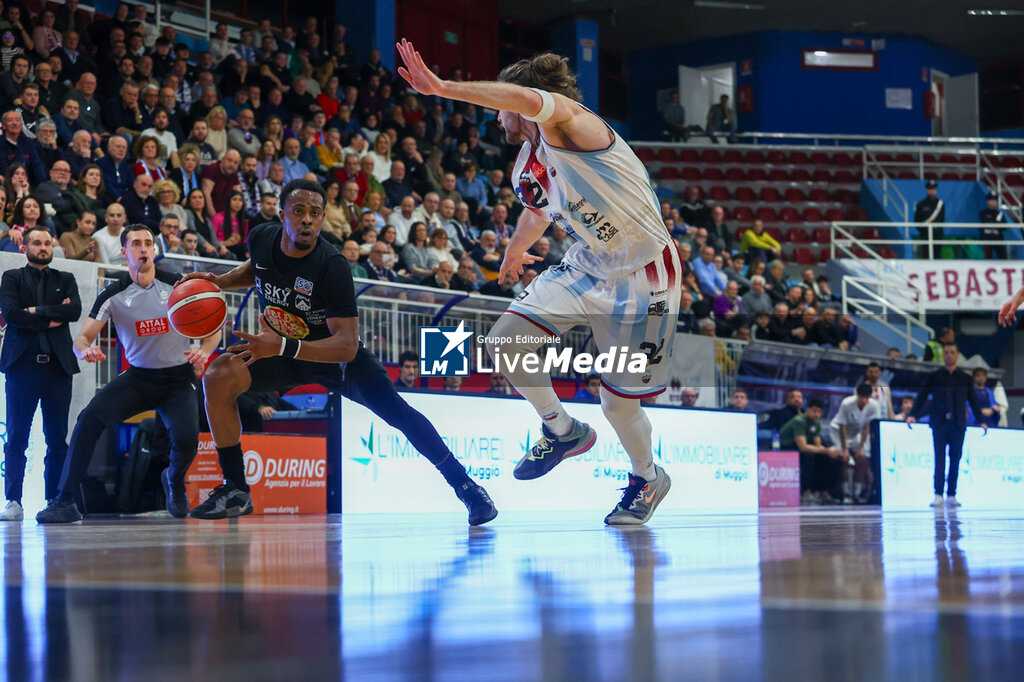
top-left (397, 40), bottom-right (682, 525)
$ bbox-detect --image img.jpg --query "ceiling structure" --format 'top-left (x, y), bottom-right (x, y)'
top-left (498, 0), bottom-right (1024, 63)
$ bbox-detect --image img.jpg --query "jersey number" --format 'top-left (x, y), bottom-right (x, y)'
top-left (639, 340), bottom-right (665, 366)
top-left (524, 181), bottom-right (549, 209)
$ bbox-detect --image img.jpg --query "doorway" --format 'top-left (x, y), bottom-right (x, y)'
top-left (677, 63), bottom-right (736, 130)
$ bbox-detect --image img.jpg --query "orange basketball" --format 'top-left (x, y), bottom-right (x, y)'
top-left (168, 278), bottom-right (227, 339)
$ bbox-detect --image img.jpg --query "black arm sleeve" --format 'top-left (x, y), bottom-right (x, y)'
top-left (910, 373), bottom-right (933, 420)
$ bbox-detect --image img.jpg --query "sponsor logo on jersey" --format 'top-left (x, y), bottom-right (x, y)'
top-left (260, 281), bottom-right (292, 307)
top-left (514, 290), bottom-right (529, 302)
top-left (264, 306), bottom-right (310, 339)
top-left (295, 296), bottom-right (311, 312)
top-left (294, 276), bottom-right (313, 296)
top-left (531, 161), bottom-right (547, 179)
top-left (136, 317), bottom-right (169, 336)
top-left (647, 301), bottom-right (668, 317)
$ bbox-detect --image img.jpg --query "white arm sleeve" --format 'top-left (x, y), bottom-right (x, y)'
top-left (522, 88), bottom-right (556, 123)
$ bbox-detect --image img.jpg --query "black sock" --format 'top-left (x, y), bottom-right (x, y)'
top-left (436, 454), bottom-right (472, 488)
top-left (217, 444), bottom-right (249, 492)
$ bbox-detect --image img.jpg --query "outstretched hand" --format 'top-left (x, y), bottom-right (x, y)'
top-left (499, 251), bottom-right (543, 285)
top-left (998, 294), bottom-right (1022, 327)
top-left (396, 39), bottom-right (444, 97)
top-left (227, 314), bottom-right (282, 367)
top-left (178, 271), bottom-right (219, 286)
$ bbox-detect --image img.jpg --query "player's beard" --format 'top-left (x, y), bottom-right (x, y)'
top-left (26, 251), bottom-right (52, 266)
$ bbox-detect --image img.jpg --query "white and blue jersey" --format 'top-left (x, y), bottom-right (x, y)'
top-left (508, 111), bottom-right (681, 399)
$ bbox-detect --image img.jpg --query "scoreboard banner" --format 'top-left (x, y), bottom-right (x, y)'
top-left (340, 393), bottom-right (758, 514)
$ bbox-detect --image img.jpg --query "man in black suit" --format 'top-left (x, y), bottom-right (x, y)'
top-left (906, 342), bottom-right (987, 509)
top-left (0, 227), bottom-right (81, 520)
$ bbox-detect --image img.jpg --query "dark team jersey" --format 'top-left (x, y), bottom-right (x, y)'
top-left (247, 222), bottom-right (357, 341)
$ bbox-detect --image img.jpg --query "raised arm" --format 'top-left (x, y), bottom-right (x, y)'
top-left (178, 259), bottom-right (255, 291)
top-left (998, 285), bottom-right (1024, 327)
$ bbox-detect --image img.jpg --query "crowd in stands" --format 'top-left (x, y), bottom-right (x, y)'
top-left (666, 184), bottom-right (857, 347)
top-left (0, 1), bottom-right (565, 301)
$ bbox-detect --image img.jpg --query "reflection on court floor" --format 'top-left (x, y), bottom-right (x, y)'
top-left (2, 510), bottom-right (1023, 680)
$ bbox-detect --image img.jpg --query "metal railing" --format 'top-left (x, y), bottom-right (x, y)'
top-left (862, 147), bottom-right (910, 223)
top-left (840, 276), bottom-right (932, 356)
top-left (635, 133), bottom-right (1024, 151)
top-left (830, 221), bottom-right (1021, 261)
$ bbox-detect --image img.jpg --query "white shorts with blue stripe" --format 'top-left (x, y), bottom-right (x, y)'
top-left (506, 245), bottom-right (681, 400)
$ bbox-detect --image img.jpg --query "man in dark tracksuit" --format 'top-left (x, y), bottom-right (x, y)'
top-left (0, 227), bottom-right (81, 519)
top-left (914, 180), bottom-right (946, 259)
top-left (36, 225), bottom-right (221, 523)
top-left (979, 191), bottom-right (1008, 260)
top-left (906, 341), bottom-right (986, 509)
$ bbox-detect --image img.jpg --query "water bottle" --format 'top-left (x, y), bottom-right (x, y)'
top-left (771, 429), bottom-right (780, 450)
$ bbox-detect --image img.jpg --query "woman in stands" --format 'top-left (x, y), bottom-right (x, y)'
top-left (262, 115), bottom-right (284, 155)
top-left (360, 112), bottom-right (381, 144)
top-left (0, 27), bottom-right (25, 71)
top-left (255, 140), bottom-right (277, 180)
top-left (366, 134), bottom-right (392, 183)
top-left (169, 146), bottom-right (202, 199)
top-left (361, 191), bottom-right (388, 229)
top-left (320, 178), bottom-right (348, 241)
top-left (185, 188), bottom-right (229, 259)
top-left (802, 287), bottom-right (819, 311)
top-left (55, 163), bottom-right (109, 233)
top-left (32, 9), bottom-right (62, 60)
top-left (378, 224), bottom-right (399, 253)
top-left (154, 179), bottom-right (187, 224)
top-left (4, 163), bottom-right (30, 222)
top-left (131, 135), bottom-right (167, 180)
top-left (205, 106), bottom-right (229, 159)
top-left (400, 221), bottom-right (433, 281)
top-left (426, 228), bottom-right (458, 271)
top-left (9, 196), bottom-right (54, 252)
top-left (212, 190), bottom-right (249, 260)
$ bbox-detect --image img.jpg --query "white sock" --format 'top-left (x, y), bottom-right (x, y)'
top-left (854, 482), bottom-right (863, 498)
top-left (600, 387), bottom-right (656, 482)
top-left (486, 313), bottom-right (572, 437)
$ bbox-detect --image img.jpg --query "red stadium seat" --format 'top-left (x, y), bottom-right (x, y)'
top-left (811, 227), bottom-right (831, 243)
top-left (875, 153), bottom-right (894, 162)
top-left (701, 148), bottom-right (722, 164)
top-left (709, 186), bottom-right (730, 201)
top-left (923, 153), bottom-right (939, 163)
top-left (1000, 156), bottom-right (1021, 168)
top-left (635, 147), bottom-right (656, 163)
top-left (810, 169), bottom-right (831, 183)
top-left (809, 188), bottom-right (830, 202)
top-left (785, 188), bottom-right (807, 202)
top-left (769, 168), bottom-right (790, 182)
top-left (878, 247), bottom-right (898, 259)
top-left (768, 150), bottom-right (788, 165)
top-left (786, 227), bottom-right (810, 243)
top-left (962, 171), bottom-right (978, 181)
top-left (852, 247), bottom-right (871, 258)
top-left (789, 168), bottom-right (810, 182)
top-left (745, 150), bottom-right (766, 164)
top-left (824, 208), bottom-right (845, 222)
top-left (680, 149), bottom-right (700, 163)
top-left (831, 189), bottom-right (855, 203)
top-left (681, 167), bottom-right (702, 181)
top-left (897, 171), bottom-right (917, 179)
top-left (1005, 174), bottom-right (1024, 187)
top-left (810, 152), bottom-right (830, 165)
top-left (860, 227), bottom-right (881, 240)
top-left (820, 247), bottom-right (834, 262)
top-left (733, 206), bottom-right (754, 221)
top-left (734, 186), bottom-right (756, 202)
top-left (792, 247), bottom-right (816, 265)
top-left (658, 166), bottom-right (680, 180)
top-left (895, 153), bottom-right (915, 163)
top-left (802, 207), bottom-right (824, 222)
top-left (747, 168), bottom-right (768, 182)
top-left (941, 172), bottom-right (960, 181)
top-left (723, 149), bottom-right (744, 163)
top-left (923, 171), bottom-right (939, 180)
top-left (657, 148), bottom-right (678, 162)
top-left (725, 167), bottom-right (747, 182)
top-left (846, 207), bottom-right (870, 221)
top-left (832, 152), bottom-right (854, 166)
top-left (704, 167), bottom-right (725, 181)
top-left (789, 151), bottom-right (810, 165)
top-left (780, 207), bottom-right (801, 222)
top-left (735, 226), bottom-right (748, 241)
top-left (939, 154), bottom-right (958, 164)
top-left (760, 187), bottom-right (781, 202)
top-left (765, 226), bottom-right (784, 241)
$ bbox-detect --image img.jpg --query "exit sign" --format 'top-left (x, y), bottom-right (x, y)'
top-left (444, 31), bottom-right (458, 44)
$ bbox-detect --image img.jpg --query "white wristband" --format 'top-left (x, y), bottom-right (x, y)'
top-left (523, 88), bottom-right (555, 123)
top-left (279, 336), bottom-right (287, 356)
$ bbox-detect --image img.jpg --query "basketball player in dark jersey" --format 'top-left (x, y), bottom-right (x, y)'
top-left (180, 179), bottom-right (497, 524)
